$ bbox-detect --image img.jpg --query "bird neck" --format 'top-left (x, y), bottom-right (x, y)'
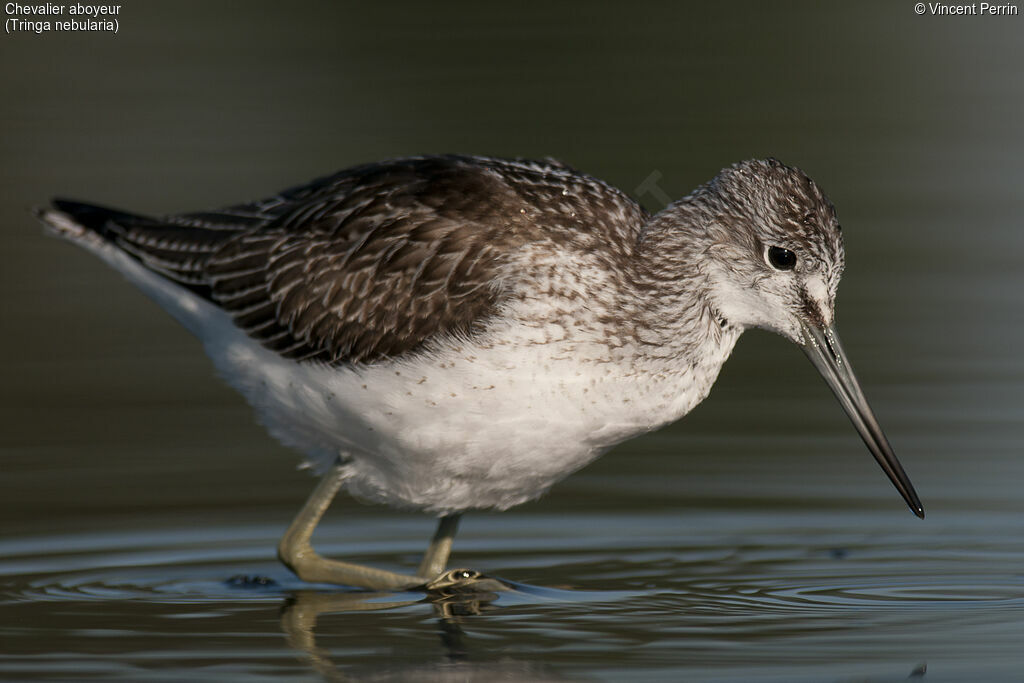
top-left (587, 213), bottom-right (742, 426)
top-left (627, 199), bottom-right (741, 358)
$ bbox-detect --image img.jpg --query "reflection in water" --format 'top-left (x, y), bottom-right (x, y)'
top-left (1, 514), bottom-right (1022, 680)
top-left (280, 587), bottom-right (567, 682)
top-left (281, 590), bottom-right (422, 681)
top-left (276, 570), bottom-right (592, 680)
top-left (278, 565), bottom-right (518, 680)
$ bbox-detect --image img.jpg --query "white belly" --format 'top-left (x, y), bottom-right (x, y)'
top-left (211, 315), bottom-right (737, 514)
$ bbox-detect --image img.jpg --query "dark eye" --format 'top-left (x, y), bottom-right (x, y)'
top-left (767, 246), bottom-right (797, 270)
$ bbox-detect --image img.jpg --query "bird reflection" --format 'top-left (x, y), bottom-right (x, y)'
top-left (278, 580), bottom-right (549, 682)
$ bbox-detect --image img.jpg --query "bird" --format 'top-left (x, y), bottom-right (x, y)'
top-left (36, 154), bottom-right (924, 592)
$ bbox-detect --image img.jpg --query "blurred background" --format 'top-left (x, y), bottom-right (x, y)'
top-left (1, 2), bottom-right (1022, 680)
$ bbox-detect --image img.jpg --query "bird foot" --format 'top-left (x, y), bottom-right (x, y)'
top-left (422, 568), bottom-right (510, 594)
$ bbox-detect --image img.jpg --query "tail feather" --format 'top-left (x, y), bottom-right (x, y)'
top-left (50, 199), bottom-right (151, 239)
top-left (35, 199), bottom-right (228, 337)
top-left (36, 199), bottom-right (232, 300)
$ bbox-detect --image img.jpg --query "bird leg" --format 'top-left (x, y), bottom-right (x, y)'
top-left (419, 515), bottom-right (511, 594)
top-left (418, 514), bottom-right (460, 578)
top-left (278, 462), bottom-right (428, 591)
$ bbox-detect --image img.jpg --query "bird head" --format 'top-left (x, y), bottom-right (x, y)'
top-left (697, 158), bottom-right (844, 345)
top-left (652, 158), bottom-right (924, 518)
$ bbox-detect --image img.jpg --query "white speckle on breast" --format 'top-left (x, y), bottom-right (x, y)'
top-left (198, 244), bottom-right (741, 515)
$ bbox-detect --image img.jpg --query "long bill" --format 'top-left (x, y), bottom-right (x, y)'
top-left (800, 322), bottom-right (925, 518)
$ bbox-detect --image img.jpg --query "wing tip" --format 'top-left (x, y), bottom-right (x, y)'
top-left (35, 199), bottom-right (155, 247)
top-left (35, 202), bottom-right (89, 241)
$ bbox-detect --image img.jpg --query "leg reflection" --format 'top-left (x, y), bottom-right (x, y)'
top-left (279, 583), bottom-right (510, 679)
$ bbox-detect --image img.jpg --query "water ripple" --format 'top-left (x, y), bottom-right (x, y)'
top-left (3, 514), bottom-right (1023, 616)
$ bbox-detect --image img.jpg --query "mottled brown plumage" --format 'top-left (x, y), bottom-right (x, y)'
top-left (55, 155), bottom-right (648, 365)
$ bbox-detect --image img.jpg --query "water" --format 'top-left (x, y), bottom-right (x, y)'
top-left (2, 2), bottom-right (1023, 680)
top-left (3, 512), bottom-right (1023, 680)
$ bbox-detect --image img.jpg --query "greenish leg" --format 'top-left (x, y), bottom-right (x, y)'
top-left (417, 514), bottom-right (461, 578)
top-left (277, 463), bottom-right (430, 591)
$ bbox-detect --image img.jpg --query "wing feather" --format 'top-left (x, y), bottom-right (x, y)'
top-left (50, 155), bottom-right (649, 365)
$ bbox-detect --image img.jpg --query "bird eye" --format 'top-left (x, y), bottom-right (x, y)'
top-left (767, 246), bottom-right (797, 270)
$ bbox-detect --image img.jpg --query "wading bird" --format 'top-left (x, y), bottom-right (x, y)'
top-left (38, 155), bottom-right (923, 591)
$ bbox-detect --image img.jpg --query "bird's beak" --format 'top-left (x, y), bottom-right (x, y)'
top-left (800, 322), bottom-right (925, 518)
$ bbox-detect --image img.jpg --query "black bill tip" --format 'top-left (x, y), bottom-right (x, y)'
top-left (800, 322), bottom-right (925, 520)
